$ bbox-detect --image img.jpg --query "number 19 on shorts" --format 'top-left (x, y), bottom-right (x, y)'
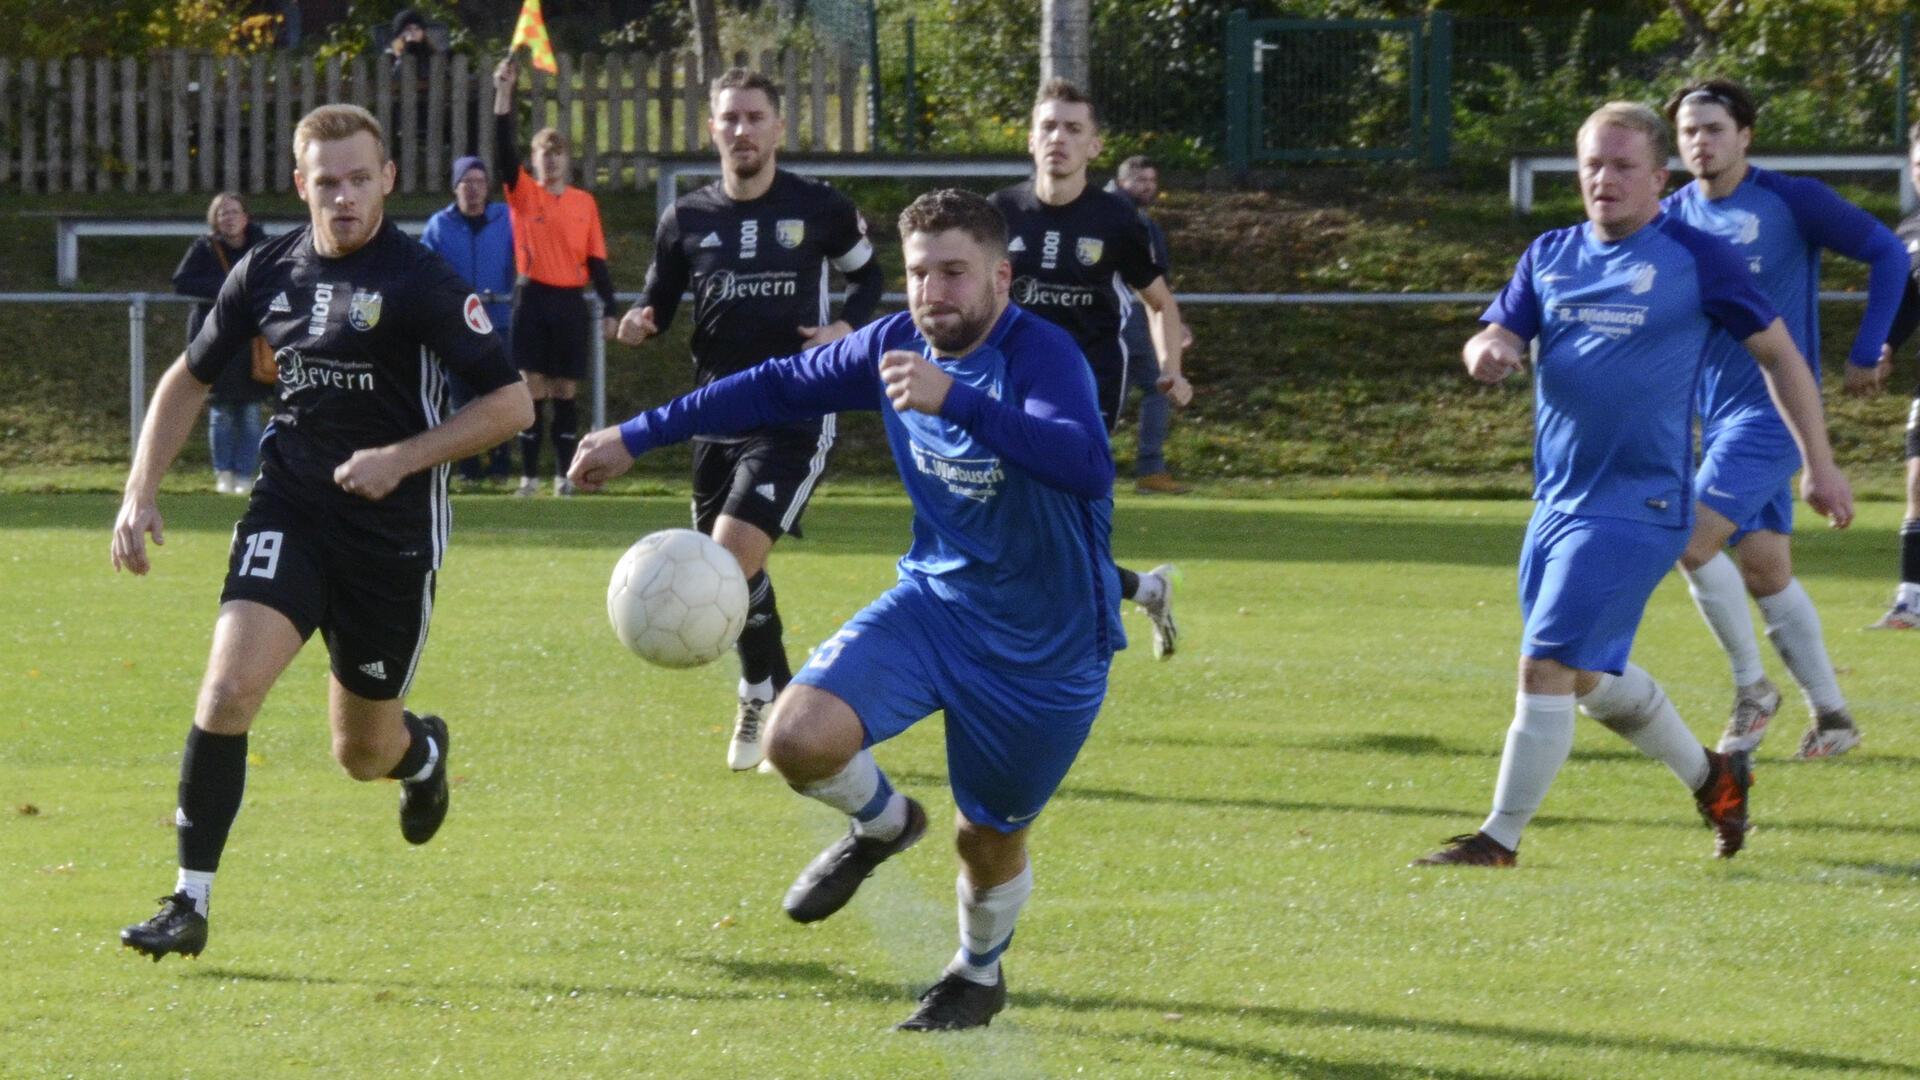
top-left (239, 530), bottom-right (283, 580)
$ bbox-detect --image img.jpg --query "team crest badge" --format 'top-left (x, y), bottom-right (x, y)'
top-left (463, 294), bottom-right (493, 335)
top-left (1628, 263), bottom-right (1657, 295)
top-left (776, 219), bottom-right (805, 249)
top-left (1076, 238), bottom-right (1104, 266)
top-left (348, 289), bottom-right (382, 332)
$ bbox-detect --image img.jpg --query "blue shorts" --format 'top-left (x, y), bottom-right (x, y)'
top-left (1696, 419), bottom-right (1798, 544)
top-left (1517, 508), bottom-right (1688, 675)
top-left (792, 579), bottom-right (1108, 833)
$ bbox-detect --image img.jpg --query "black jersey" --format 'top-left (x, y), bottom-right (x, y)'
top-left (187, 219), bottom-right (518, 566)
top-left (640, 169), bottom-right (876, 440)
top-left (989, 180), bottom-right (1167, 370)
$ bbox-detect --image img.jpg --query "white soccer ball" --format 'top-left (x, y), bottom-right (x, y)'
top-left (606, 528), bottom-right (750, 668)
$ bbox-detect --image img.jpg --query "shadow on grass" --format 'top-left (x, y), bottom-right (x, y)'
top-left (1810, 858), bottom-right (1920, 881)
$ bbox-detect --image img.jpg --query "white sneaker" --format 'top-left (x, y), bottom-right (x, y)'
top-left (231, 477), bottom-right (253, 496)
top-left (554, 476), bottom-right (576, 498)
top-left (214, 470), bottom-right (234, 494)
top-left (1137, 564), bottom-right (1178, 660)
top-left (1716, 678), bottom-right (1780, 755)
top-left (513, 477), bottom-right (538, 498)
top-left (1794, 711), bottom-right (1863, 760)
top-left (1866, 599), bottom-right (1920, 630)
top-left (728, 697), bottom-right (769, 771)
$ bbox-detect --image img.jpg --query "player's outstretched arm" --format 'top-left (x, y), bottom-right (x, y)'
top-left (113, 355), bottom-right (212, 575)
top-left (334, 381), bottom-right (535, 501)
top-left (1743, 319), bottom-right (1854, 528)
top-left (1137, 278), bottom-right (1192, 406)
top-left (1462, 324), bottom-right (1527, 383)
top-left (568, 426), bottom-right (635, 492)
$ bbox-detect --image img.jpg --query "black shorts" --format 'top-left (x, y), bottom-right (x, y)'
top-left (511, 280), bottom-right (592, 380)
top-left (690, 426), bottom-right (836, 542)
top-left (220, 490), bottom-right (436, 701)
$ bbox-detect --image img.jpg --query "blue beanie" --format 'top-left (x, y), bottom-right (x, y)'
top-left (452, 155), bottom-right (488, 188)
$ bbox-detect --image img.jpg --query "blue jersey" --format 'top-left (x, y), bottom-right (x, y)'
top-left (1663, 167), bottom-right (1908, 431)
top-left (619, 304), bottom-right (1124, 672)
top-left (1483, 213), bottom-right (1776, 527)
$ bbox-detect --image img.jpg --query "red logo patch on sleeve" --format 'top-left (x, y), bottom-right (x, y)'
top-left (463, 294), bottom-right (494, 335)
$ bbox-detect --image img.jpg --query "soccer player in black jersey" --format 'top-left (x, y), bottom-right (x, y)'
top-left (617, 67), bottom-right (884, 771)
top-left (111, 104), bottom-right (534, 961)
top-left (1873, 123), bottom-right (1920, 628)
top-left (990, 79), bottom-right (1188, 658)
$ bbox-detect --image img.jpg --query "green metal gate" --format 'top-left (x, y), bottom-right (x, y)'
top-left (1225, 11), bottom-right (1452, 169)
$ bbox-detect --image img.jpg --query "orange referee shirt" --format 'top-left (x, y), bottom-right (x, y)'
top-left (504, 168), bottom-right (608, 288)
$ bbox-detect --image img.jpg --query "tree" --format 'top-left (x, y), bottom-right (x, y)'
top-left (689, 0), bottom-right (722, 82)
top-left (1040, 0), bottom-right (1088, 87)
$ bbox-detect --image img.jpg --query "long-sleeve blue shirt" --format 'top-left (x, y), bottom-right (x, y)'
top-left (619, 304), bottom-right (1125, 671)
top-left (1663, 166), bottom-right (1908, 432)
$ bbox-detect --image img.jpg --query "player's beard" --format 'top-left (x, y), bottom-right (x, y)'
top-left (913, 286), bottom-right (996, 354)
top-left (729, 145), bottom-right (767, 180)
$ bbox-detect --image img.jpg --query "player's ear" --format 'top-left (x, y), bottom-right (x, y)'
top-left (1089, 130), bottom-right (1103, 161)
top-left (994, 256), bottom-right (1012, 296)
top-left (381, 156), bottom-right (396, 195)
top-left (292, 167), bottom-right (307, 200)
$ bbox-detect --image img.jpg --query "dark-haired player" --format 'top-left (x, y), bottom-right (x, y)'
top-left (617, 67), bottom-right (884, 771)
top-left (1661, 78), bottom-right (1906, 759)
top-left (113, 104), bottom-right (533, 959)
top-left (573, 188), bottom-right (1118, 1031)
top-left (991, 79), bottom-right (1185, 659)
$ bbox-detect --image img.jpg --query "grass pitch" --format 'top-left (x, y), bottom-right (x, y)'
top-left (4, 492), bottom-right (1919, 1078)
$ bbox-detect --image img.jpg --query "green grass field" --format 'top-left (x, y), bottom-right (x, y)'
top-left (5, 491), bottom-right (1920, 1078)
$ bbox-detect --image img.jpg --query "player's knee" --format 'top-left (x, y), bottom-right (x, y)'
top-left (195, 674), bottom-right (265, 732)
top-left (1676, 538), bottom-right (1718, 573)
top-left (955, 817), bottom-right (1026, 880)
top-left (1742, 561), bottom-right (1791, 598)
top-left (765, 695), bottom-right (856, 781)
top-left (330, 734), bottom-right (389, 782)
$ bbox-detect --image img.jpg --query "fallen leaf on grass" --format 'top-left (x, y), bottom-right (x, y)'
top-left (16, 803), bottom-right (38, 816)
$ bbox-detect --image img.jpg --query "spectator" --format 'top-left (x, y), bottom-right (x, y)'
top-left (171, 192), bottom-right (272, 496)
top-left (388, 8), bottom-right (438, 152)
top-left (421, 155), bottom-right (518, 486)
top-left (1108, 155), bottom-right (1194, 495)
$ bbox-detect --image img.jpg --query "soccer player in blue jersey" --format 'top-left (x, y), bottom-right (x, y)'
top-left (569, 189), bottom-right (1118, 1030)
top-left (1416, 103), bottom-right (1854, 868)
top-left (1662, 79), bottom-right (1906, 760)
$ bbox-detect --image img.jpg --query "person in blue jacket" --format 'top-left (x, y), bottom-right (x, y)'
top-left (421, 155), bottom-right (517, 484)
top-left (570, 189), bottom-right (1119, 1032)
top-left (1662, 79), bottom-right (1907, 761)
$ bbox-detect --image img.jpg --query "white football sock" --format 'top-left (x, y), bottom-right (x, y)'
top-left (946, 863), bottom-right (1034, 986)
top-left (1898, 581), bottom-right (1920, 607)
top-left (795, 750), bottom-right (907, 841)
top-left (1756, 579), bottom-right (1845, 715)
top-left (1131, 570), bottom-right (1165, 608)
top-left (1683, 553), bottom-right (1766, 687)
top-left (405, 735), bottom-right (439, 784)
top-left (738, 677), bottom-right (775, 703)
top-left (1579, 664), bottom-right (1709, 790)
top-left (1479, 692), bottom-right (1574, 851)
top-left (175, 869), bottom-right (214, 917)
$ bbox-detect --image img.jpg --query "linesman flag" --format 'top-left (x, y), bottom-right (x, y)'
top-left (510, 0), bottom-right (558, 74)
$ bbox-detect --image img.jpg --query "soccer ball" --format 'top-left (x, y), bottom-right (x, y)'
top-left (606, 529), bottom-right (749, 668)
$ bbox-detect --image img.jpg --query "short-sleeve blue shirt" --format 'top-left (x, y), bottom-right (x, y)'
top-left (1483, 212), bottom-right (1777, 527)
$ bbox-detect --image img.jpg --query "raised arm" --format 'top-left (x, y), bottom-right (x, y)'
top-left (492, 57), bottom-right (522, 191)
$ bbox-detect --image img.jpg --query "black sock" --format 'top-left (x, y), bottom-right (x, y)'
top-left (1116, 565), bottom-right (1140, 601)
top-left (551, 398), bottom-right (580, 475)
top-left (176, 727), bottom-right (249, 874)
top-left (1903, 519), bottom-right (1920, 585)
top-left (519, 401), bottom-right (547, 479)
top-left (385, 710), bottom-right (433, 781)
top-left (735, 571), bottom-right (792, 689)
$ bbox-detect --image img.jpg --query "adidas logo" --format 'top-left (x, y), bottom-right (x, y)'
top-left (755, 482), bottom-right (777, 500)
top-left (268, 291), bottom-right (292, 314)
top-left (359, 660), bottom-right (387, 680)
top-left (699, 232), bottom-right (722, 248)
top-left (1007, 237), bottom-right (1026, 252)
